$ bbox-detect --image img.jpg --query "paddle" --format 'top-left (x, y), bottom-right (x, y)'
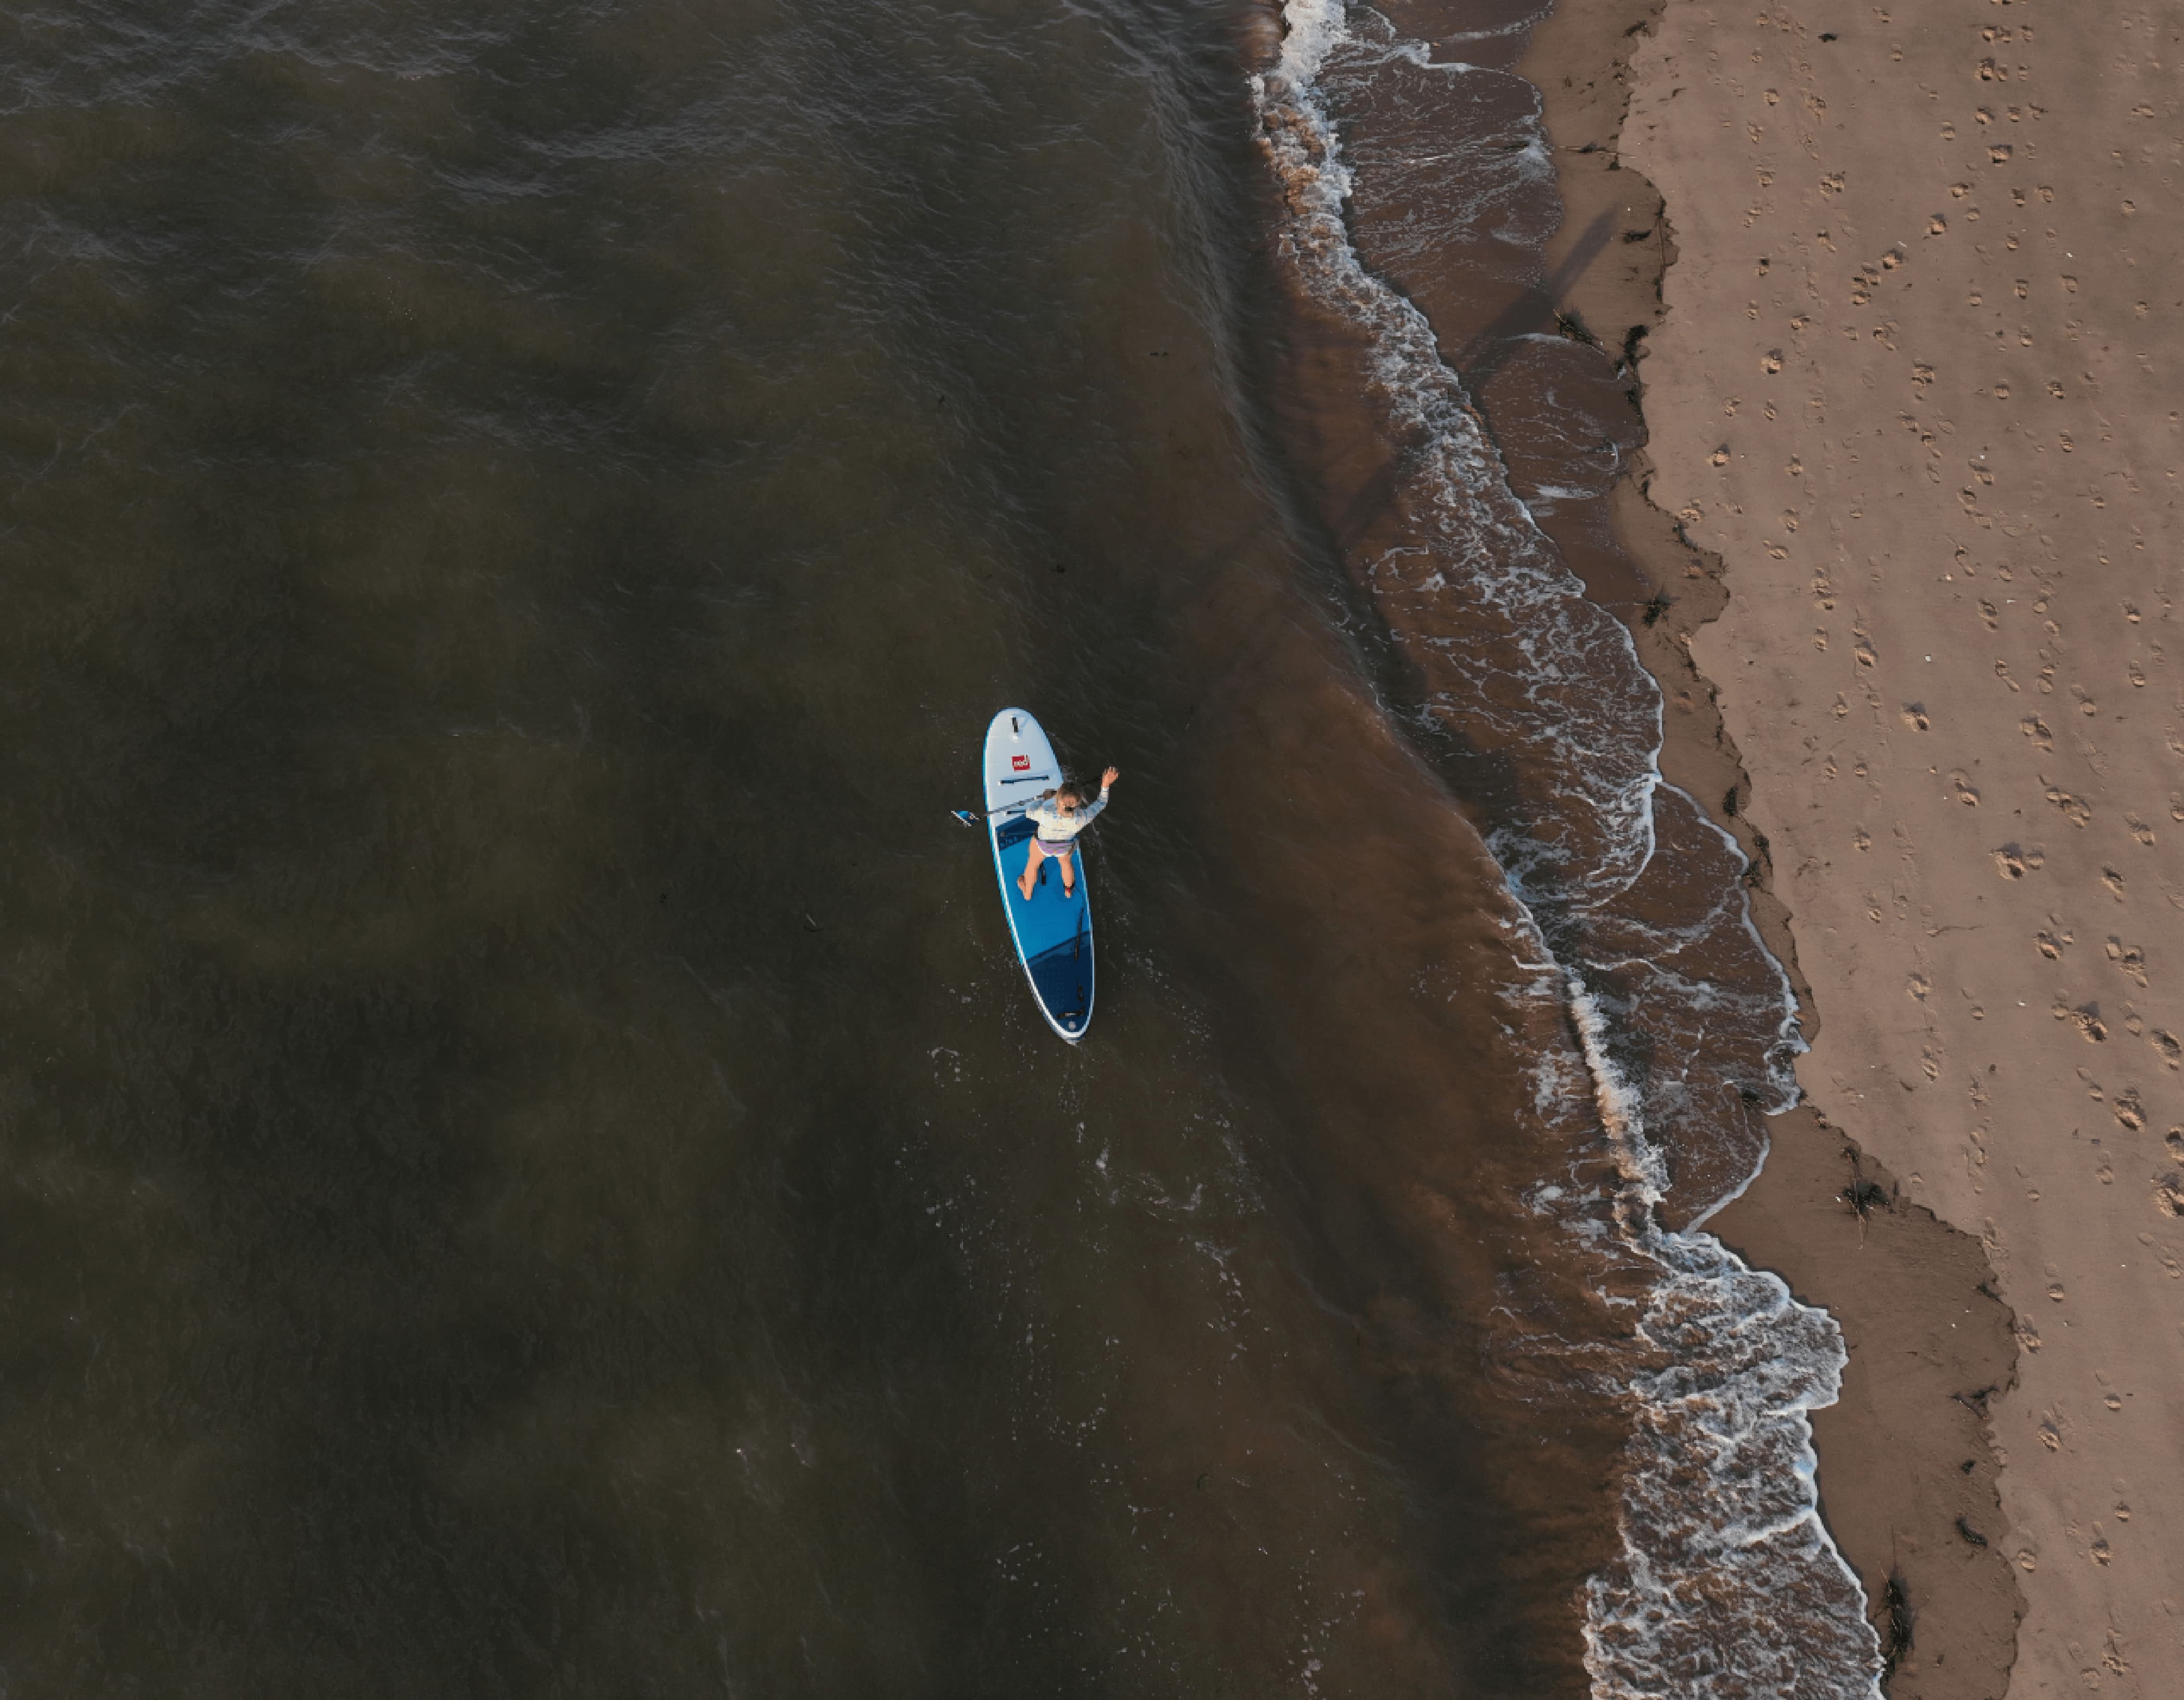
top-left (951, 804), bottom-right (1031, 827)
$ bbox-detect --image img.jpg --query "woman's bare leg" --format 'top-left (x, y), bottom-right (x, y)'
top-left (1056, 849), bottom-right (1075, 895)
top-left (1018, 840), bottom-right (1044, 899)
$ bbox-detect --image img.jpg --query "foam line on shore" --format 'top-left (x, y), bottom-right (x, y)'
top-left (1249, 5), bottom-right (1880, 1693)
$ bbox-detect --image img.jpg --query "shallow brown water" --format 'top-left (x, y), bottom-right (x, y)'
top-left (0, 1), bottom-right (1648, 1693)
top-left (1249, 4), bottom-right (1886, 1696)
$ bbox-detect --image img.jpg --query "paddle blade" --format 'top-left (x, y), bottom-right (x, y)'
top-left (951, 810), bottom-right (981, 827)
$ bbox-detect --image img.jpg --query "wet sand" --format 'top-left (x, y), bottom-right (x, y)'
top-left (1259, 0), bottom-right (2048, 1687)
top-left (1250, 0), bottom-right (1943, 1688)
top-left (1592, 0), bottom-right (2184, 1693)
top-left (1503, 5), bottom-right (2034, 1690)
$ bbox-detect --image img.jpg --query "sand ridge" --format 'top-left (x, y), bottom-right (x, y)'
top-left (1621, 2), bottom-right (2184, 1693)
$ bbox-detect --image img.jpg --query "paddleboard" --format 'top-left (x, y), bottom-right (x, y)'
top-left (983, 708), bottom-right (1095, 1043)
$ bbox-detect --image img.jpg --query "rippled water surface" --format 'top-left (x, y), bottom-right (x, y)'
top-left (2, 0), bottom-right (1884, 1693)
top-left (0, 1), bottom-right (1655, 1693)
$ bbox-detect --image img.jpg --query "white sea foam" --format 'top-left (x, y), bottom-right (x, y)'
top-left (1562, 954), bottom-right (1880, 1700)
top-left (1251, 7), bottom-right (1882, 1695)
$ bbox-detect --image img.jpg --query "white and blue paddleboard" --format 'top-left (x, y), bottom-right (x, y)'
top-left (983, 708), bottom-right (1094, 1043)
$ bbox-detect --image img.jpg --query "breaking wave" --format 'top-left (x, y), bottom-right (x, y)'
top-left (1249, 4), bottom-right (1883, 1695)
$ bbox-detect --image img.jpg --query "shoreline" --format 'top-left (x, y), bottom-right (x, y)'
top-left (1242, 0), bottom-right (2046, 1687)
top-left (1515, 3), bottom-right (2027, 1692)
top-left (1243, 0), bottom-right (1879, 1678)
top-left (1606, 0), bottom-right (2184, 1694)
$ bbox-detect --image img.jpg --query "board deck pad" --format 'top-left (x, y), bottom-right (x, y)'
top-left (983, 709), bottom-right (1094, 1042)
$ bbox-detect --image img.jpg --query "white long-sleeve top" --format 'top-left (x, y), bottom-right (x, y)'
top-left (1025, 787), bottom-right (1108, 843)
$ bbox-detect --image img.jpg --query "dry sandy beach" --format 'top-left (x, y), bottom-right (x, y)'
top-left (1562, 0), bottom-right (2184, 1693)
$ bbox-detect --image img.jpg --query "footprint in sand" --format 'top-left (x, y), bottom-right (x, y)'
top-left (2036, 925), bottom-right (2073, 959)
top-left (1902, 703), bottom-right (1931, 730)
top-left (2053, 1001), bottom-right (2108, 1042)
top-left (2102, 866), bottom-right (2127, 900)
top-left (1952, 771), bottom-right (1981, 805)
top-left (1993, 843), bottom-right (2045, 879)
top-left (2105, 938), bottom-right (2147, 985)
top-left (2046, 783), bottom-right (2092, 826)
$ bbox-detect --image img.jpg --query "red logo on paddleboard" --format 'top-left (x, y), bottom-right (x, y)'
top-left (1011, 755), bottom-right (1030, 771)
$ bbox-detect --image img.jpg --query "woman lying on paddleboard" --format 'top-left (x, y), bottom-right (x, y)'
top-left (1016, 766), bottom-right (1120, 899)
